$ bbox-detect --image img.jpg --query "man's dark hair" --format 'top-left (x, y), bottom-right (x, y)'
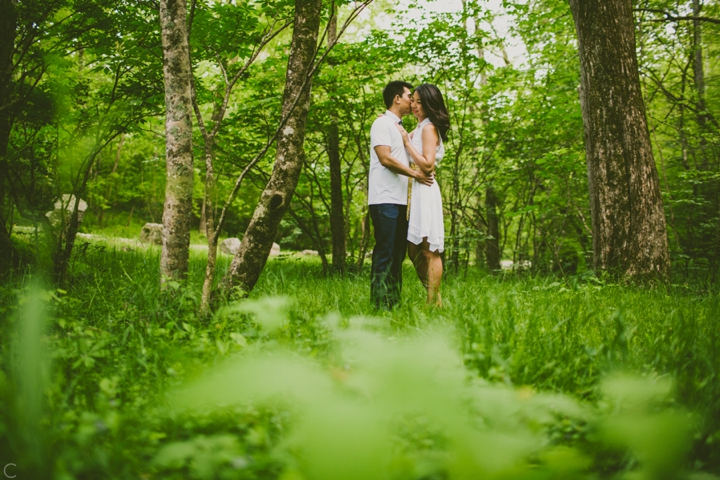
top-left (382, 81), bottom-right (413, 109)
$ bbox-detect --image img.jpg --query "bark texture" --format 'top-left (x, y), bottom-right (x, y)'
top-left (221, 0), bottom-right (322, 295)
top-left (569, 0), bottom-right (670, 281)
top-left (159, 0), bottom-right (194, 282)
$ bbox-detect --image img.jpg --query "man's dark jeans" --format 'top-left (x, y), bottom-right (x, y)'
top-left (369, 203), bottom-right (408, 309)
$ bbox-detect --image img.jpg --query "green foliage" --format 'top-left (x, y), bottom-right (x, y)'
top-left (7, 0), bottom-right (718, 279)
top-left (635, 0), bottom-right (720, 278)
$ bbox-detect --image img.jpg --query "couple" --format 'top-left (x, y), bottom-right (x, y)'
top-left (368, 80), bottom-right (450, 309)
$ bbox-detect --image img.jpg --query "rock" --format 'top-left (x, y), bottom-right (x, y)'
top-left (220, 237), bottom-right (241, 255)
top-left (500, 260), bottom-right (532, 271)
top-left (300, 249), bottom-right (318, 256)
top-left (140, 223), bottom-right (163, 245)
top-left (46, 194), bottom-right (88, 228)
top-left (517, 260), bottom-right (532, 270)
top-left (218, 239), bottom-right (278, 256)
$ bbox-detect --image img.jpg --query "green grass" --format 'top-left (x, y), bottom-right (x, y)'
top-left (1, 242), bottom-right (719, 479)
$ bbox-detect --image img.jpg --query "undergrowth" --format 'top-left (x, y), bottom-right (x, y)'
top-left (0, 242), bottom-right (718, 479)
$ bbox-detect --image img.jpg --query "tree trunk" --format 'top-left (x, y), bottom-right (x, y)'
top-left (692, 0), bottom-right (707, 148)
top-left (200, 145), bottom-right (217, 313)
top-left (473, 188), bottom-right (485, 269)
top-left (0, 0), bottom-right (18, 274)
top-left (447, 151), bottom-right (462, 275)
top-left (326, 12), bottom-right (346, 275)
top-left (0, 0), bottom-right (16, 157)
top-left (221, 0), bottom-right (322, 295)
top-left (327, 115), bottom-right (345, 274)
top-left (568, 0), bottom-right (670, 281)
top-left (485, 186), bottom-right (501, 271)
top-left (691, 0), bottom-right (713, 184)
top-left (0, 222), bottom-right (16, 275)
top-left (356, 208), bottom-right (370, 270)
top-left (159, 0), bottom-right (194, 283)
top-left (691, 1), bottom-right (720, 270)
top-left (53, 197), bottom-right (83, 285)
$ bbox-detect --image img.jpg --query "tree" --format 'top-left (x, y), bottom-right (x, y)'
top-left (189, 1), bottom-right (292, 313)
top-left (1, 0), bottom-right (161, 282)
top-left (220, 0), bottom-right (372, 297)
top-left (220, 0), bottom-right (323, 295)
top-left (0, 0), bottom-right (70, 275)
top-left (634, 0), bottom-right (720, 278)
top-left (0, 0), bottom-right (18, 274)
top-left (568, 0), bottom-right (670, 281)
top-left (326, 10), bottom-right (346, 275)
top-left (159, 0), bottom-right (194, 283)
top-left (286, 28), bottom-right (410, 272)
top-left (484, 185), bottom-right (501, 270)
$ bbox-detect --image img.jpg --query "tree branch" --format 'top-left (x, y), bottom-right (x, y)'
top-left (212, 0), bottom-right (374, 243)
top-left (634, 8), bottom-right (720, 25)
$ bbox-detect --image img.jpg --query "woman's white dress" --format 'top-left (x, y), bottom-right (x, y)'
top-left (407, 118), bottom-right (445, 253)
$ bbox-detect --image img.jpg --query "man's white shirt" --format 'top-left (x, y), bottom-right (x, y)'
top-left (368, 110), bottom-right (409, 205)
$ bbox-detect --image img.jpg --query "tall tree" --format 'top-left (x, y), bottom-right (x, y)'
top-left (221, 0), bottom-right (323, 295)
top-left (159, 0), bottom-right (194, 283)
top-left (0, 0), bottom-right (15, 156)
top-left (327, 9), bottom-right (347, 275)
top-left (191, 3), bottom-right (292, 313)
top-left (0, 0), bottom-right (18, 274)
top-left (568, 0), bottom-right (670, 281)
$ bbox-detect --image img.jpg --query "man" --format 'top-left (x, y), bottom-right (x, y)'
top-left (369, 81), bottom-right (434, 309)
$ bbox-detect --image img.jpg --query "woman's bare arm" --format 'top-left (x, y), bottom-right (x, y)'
top-left (396, 123), bottom-right (438, 175)
top-left (374, 146), bottom-right (434, 186)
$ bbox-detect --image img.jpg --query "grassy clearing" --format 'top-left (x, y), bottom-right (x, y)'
top-left (1, 241), bottom-right (719, 479)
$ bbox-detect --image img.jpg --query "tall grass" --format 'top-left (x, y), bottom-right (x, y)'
top-left (0, 242), bottom-right (719, 478)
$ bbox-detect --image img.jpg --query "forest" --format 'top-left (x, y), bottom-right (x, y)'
top-left (1, 0), bottom-right (719, 478)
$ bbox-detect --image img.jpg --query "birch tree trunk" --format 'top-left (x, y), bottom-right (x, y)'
top-left (568, 0), bottom-right (670, 281)
top-left (159, 0), bottom-right (194, 282)
top-left (193, 23), bottom-right (291, 313)
top-left (220, 0), bottom-right (322, 295)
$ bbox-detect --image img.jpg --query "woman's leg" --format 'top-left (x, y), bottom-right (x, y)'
top-left (408, 241), bottom-right (428, 288)
top-left (418, 238), bottom-right (442, 306)
top-left (412, 238), bottom-right (443, 306)
top-left (424, 246), bottom-right (443, 306)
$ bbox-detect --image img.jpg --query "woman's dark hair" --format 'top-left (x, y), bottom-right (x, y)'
top-left (383, 80), bottom-right (413, 109)
top-left (414, 83), bottom-right (450, 142)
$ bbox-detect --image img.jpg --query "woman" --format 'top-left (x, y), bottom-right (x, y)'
top-left (395, 84), bottom-right (450, 307)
